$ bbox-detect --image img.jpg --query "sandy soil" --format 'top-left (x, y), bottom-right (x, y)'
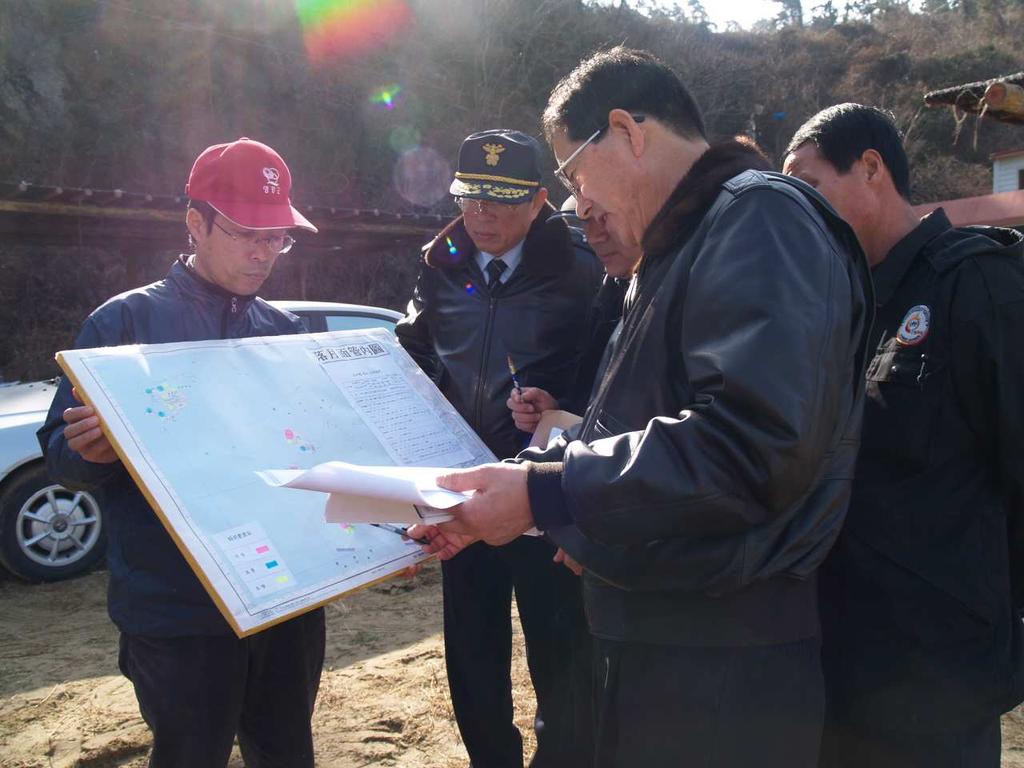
top-left (1, 564), bottom-right (1023, 767)
top-left (0, 562), bottom-right (538, 767)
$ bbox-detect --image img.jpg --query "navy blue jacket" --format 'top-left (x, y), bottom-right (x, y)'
top-left (37, 257), bottom-right (303, 636)
top-left (820, 210), bottom-right (1024, 732)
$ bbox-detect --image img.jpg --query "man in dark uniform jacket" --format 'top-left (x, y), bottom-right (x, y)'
top-left (785, 103), bottom-right (1024, 768)
top-left (37, 138), bottom-right (325, 768)
top-left (395, 129), bottom-right (600, 768)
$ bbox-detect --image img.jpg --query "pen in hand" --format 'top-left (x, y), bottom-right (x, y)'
top-left (370, 523), bottom-right (430, 546)
top-left (507, 355), bottom-right (522, 396)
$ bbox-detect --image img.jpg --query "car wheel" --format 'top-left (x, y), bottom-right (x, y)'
top-left (0, 463), bottom-right (106, 582)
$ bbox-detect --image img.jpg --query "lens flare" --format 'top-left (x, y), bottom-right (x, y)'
top-left (297, 0), bottom-right (413, 63)
top-left (371, 84), bottom-right (403, 110)
top-left (388, 124), bottom-right (420, 152)
top-left (392, 146), bottom-right (451, 207)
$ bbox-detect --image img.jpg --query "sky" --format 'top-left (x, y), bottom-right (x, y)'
top-left (701, 0), bottom-right (782, 29)
top-left (621, 0), bottom-right (927, 29)
top-left (593, 0), bottom-right (785, 30)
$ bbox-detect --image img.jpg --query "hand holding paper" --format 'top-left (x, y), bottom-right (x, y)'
top-left (434, 463), bottom-right (536, 546)
top-left (258, 461), bottom-right (471, 524)
top-left (260, 460), bottom-right (538, 547)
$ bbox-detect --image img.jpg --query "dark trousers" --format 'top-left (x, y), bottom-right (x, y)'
top-left (819, 713), bottom-right (1001, 768)
top-left (592, 636), bottom-right (825, 768)
top-left (442, 537), bottom-right (592, 768)
top-left (118, 608), bottom-right (326, 768)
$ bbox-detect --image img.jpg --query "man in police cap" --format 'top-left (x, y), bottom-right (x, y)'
top-left (396, 129), bottom-right (600, 767)
top-left (784, 103), bottom-right (1024, 768)
top-left (38, 138), bottom-right (324, 768)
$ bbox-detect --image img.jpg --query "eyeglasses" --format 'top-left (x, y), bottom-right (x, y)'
top-left (455, 197), bottom-right (520, 216)
top-left (213, 220), bottom-right (295, 254)
top-left (553, 114), bottom-right (646, 198)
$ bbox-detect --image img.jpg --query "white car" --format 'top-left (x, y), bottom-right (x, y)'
top-left (0, 301), bottom-right (403, 582)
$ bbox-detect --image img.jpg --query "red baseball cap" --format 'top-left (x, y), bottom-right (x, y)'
top-left (185, 137), bottom-right (318, 232)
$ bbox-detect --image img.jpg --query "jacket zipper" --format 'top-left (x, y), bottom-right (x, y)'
top-left (473, 295), bottom-right (498, 431)
top-left (580, 261), bottom-right (665, 440)
top-left (221, 295), bottom-right (239, 337)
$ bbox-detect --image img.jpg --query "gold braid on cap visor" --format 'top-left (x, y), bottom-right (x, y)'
top-left (454, 181), bottom-right (533, 200)
top-left (454, 172), bottom-right (539, 186)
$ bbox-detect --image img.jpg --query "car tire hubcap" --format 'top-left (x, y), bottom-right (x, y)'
top-left (17, 485), bottom-right (102, 567)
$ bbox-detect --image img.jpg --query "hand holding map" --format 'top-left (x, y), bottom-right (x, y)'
top-left (56, 328), bottom-right (496, 635)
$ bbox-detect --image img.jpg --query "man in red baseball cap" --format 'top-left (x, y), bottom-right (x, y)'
top-left (183, 137), bottom-right (317, 297)
top-left (38, 138), bottom-right (324, 768)
top-left (186, 136), bottom-right (317, 232)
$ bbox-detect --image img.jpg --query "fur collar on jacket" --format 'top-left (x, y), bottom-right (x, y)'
top-left (422, 201), bottom-right (573, 277)
top-left (642, 137), bottom-right (772, 260)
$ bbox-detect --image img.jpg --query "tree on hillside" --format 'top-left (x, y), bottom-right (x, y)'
top-left (774, 0), bottom-right (805, 26)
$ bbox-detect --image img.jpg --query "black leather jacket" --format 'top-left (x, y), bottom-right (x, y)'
top-left (37, 257), bottom-right (304, 636)
top-left (526, 143), bottom-right (873, 647)
top-left (559, 273), bottom-right (629, 416)
top-left (396, 206), bottom-right (601, 459)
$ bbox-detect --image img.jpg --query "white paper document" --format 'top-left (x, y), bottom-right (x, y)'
top-left (257, 461), bottom-right (467, 524)
top-left (318, 346), bottom-right (475, 467)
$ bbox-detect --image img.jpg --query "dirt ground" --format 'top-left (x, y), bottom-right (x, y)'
top-left (0, 562), bottom-right (539, 768)
top-left (1, 563), bottom-right (1023, 767)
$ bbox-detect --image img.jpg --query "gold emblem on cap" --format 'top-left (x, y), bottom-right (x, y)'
top-left (482, 143), bottom-right (505, 167)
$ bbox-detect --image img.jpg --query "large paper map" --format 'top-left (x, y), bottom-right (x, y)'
top-left (57, 329), bottom-right (495, 636)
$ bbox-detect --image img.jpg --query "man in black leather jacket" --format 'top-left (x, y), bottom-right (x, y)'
top-left (395, 129), bottom-right (600, 768)
top-left (785, 103), bottom-right (1024, 768)
top-left (415, 48), bottom-right (873, 768)
top-left (37, 138), bottom-right (325, 768)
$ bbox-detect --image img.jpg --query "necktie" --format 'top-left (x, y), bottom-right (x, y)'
top-left (486, 258), bottom-right (507, 290)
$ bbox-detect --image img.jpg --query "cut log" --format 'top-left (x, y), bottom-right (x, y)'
top-left (984, 82), bottom-right (1024, 118)
top-left (924, 72), bottom-right (1024, 124)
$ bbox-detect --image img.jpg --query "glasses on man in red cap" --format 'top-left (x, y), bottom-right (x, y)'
top-left (185, 137), bottom-right (318, 233)
top-left (210, 219), bottom-right (296, 254)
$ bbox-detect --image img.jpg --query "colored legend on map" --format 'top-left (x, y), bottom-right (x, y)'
top-left (213, 522), bottom-right (296, 599)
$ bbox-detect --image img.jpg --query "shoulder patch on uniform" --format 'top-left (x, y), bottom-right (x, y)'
top-left (896, 304), bottom-right (931, 346)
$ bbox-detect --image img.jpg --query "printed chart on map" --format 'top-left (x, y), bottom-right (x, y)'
top-left (57, 329), bottom-right (495, 637)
